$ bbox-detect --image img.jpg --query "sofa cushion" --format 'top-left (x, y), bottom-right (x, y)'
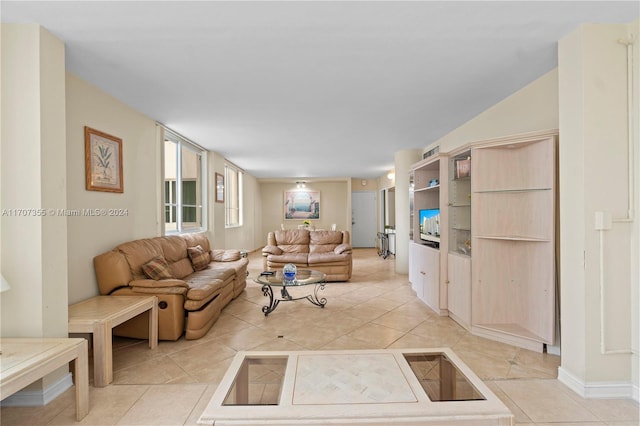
top-left (184, 274), bottom-right (228, 301)
top-left (275, 229), bottom-right (310, 245)
top-left (262, 245), bottom-right (283, 255)
top-left (169, 258), bottom-right (195, 279)
top-left (309, 230), bottom-right (345, 253)
top-left (181, 232), bottom-right (211, 252)
top-left (274, 229), bottom-right (310, 254)
top-left (308, 252), bottom-right (351, 265)
top-left (209, 257), bottom-right (249, 279)
top-left (141, 256), bottom-right (175, 280)
top-left (117, 238), bottom-right (164, 280)
top-left (211, 249), bottom-right (241, 262)
top-left (130, 278), bottom-right (188, 289)
top-left (188, 245), bottom-right (211, 271)
top-left (310, 230), bottom-right (344, 245)
top-left (158, 236), bottom-right (189, 263)
top-left (265, 252), bottom-right (310, 265)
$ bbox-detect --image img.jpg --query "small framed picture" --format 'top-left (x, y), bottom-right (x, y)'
top-left (85, 126), bottom-right (123, 193)
top-left (455, 159), bottom-right (471, 179)
top-left (215, 172), bottom-right (225, 203)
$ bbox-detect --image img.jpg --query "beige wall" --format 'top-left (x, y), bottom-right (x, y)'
top-left (225, 172), bottom-right (263, 251)
top-left (260, 180), bottom-right (350, 242)
top-left (65, 73), bottom-right (161, 304)
top-left (428, 68), bottom-right (559, 153)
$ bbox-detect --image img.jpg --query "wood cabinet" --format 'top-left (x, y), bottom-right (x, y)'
top-left (447, 252), bottom-right (471, 329)
top-left (409, 131), bottom-right (557, 352)
top-left (446, 148), bottom-right (472, 330)
top-left (410, 242), bottom-right (441, 314)
top-left (470, 135), bottom-right (556, 352)
top-left (409, 154), bottom-right (448, 315)
top-left (448, 150), bottom-right (472, 256)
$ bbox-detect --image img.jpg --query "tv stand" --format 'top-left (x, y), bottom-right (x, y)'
top-left (410, 153), bottom-right (447, 316)
top-left (422, 241), bottom-right (439, 249)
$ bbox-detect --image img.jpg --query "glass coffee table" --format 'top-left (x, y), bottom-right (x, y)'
top-left (255, 270), bottom-right (326, 316)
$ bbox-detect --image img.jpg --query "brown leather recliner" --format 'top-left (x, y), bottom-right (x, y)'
top-left (93, 233), bottom-right (248, 340)
top-left (262, 229), bottom-right (352, 281)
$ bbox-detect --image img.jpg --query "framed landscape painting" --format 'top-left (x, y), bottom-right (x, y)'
top-left (284, 190), bottom-right (320, 220)
top-left (85, 126), bottom-right (123, 193)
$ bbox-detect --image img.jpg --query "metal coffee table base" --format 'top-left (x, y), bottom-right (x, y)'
top-left (261, 283), bottom-right (327, 316)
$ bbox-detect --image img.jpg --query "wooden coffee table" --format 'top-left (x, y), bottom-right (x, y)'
top-left (68, 295), bottom-right (158, 387)
top-left (197, 348), bottom-right (513, 425)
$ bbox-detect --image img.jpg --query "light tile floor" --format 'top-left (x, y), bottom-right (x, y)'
top-left (2, 248), bottom-right (638, 425)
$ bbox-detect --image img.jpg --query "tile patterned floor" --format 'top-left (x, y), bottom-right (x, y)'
top-left (2, 248), bottom-right (638, 425)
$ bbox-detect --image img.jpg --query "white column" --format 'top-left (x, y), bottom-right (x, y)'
top-left (558, 20), bottom-right (639, 398)
top-left (1, 23), bottom-right (69, 394)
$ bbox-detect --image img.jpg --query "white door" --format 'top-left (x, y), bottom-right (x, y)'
top-left (351, 191), bottom-right (377, 248)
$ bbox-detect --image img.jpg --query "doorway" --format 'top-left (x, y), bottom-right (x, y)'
top-left (351, 191), bottom-right (377, 247)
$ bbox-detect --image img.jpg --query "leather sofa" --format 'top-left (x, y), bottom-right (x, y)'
top-left (262, 229), bottom-right (352, 281)
top-left (93, 233), bottom-right (248, 340)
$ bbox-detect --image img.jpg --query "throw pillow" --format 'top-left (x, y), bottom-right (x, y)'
top-left (141, 256), bottom-right (174, 280)
top-left (187, 245), bottom-right (211, 271)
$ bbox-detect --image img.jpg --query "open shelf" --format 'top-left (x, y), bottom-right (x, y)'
top-left (475, 236), bottom-right (551, 242)
top-left (415, 184), bottom-right (440, 193)
top-left (471, 136), bottom-right (556, 349)
top-left (474, 187), bottom-right (552, 194)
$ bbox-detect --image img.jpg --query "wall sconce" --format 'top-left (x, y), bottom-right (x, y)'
top-left (387, 171), bottom-right (395, 180)
top-left (296, 181), bottom-right (306, 188)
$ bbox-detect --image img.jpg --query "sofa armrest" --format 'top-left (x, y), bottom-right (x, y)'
top-left (262, 245), bottom-right (283, 256)
top-left (211, 249), bottom-right (242, 262)
top-left (334, 243), bottom-right (352, 254)
top-left (130, 279), bottom-right (189, 289)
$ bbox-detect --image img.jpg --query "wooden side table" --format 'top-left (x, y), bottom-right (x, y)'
top-left (68, 295), bottom-right (158, 387)
top-left (0, 338), bottom-right (89, 421)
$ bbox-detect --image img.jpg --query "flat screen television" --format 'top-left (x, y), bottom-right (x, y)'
top-left (419, 208), bottom-right (440, 245)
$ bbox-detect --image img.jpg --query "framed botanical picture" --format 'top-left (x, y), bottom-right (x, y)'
top-left (215, 172), bottom-right (225, 203)
top-left (85, 126), bottom-right (123, 193)
top-left (284, 190), bottom-right (320, 220)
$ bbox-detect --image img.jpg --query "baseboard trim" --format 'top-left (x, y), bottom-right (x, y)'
top-left (0, 372), bottom-right (73, 407)
top-left (558, 367), bottom-right (639, 401)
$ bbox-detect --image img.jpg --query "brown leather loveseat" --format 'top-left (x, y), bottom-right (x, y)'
top-left (262, 229), bottom-right (352, 281)
top-left (93, 233), bottom-right (248, 340)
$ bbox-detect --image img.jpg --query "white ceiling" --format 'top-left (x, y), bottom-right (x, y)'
top-left (2, 1), bottom-right (638, 179)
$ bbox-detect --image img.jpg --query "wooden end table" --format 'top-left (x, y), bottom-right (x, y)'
top-left (68, 295), bottom-right (158, 387)
top-left (0, 338), bottom-right (89, 421)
